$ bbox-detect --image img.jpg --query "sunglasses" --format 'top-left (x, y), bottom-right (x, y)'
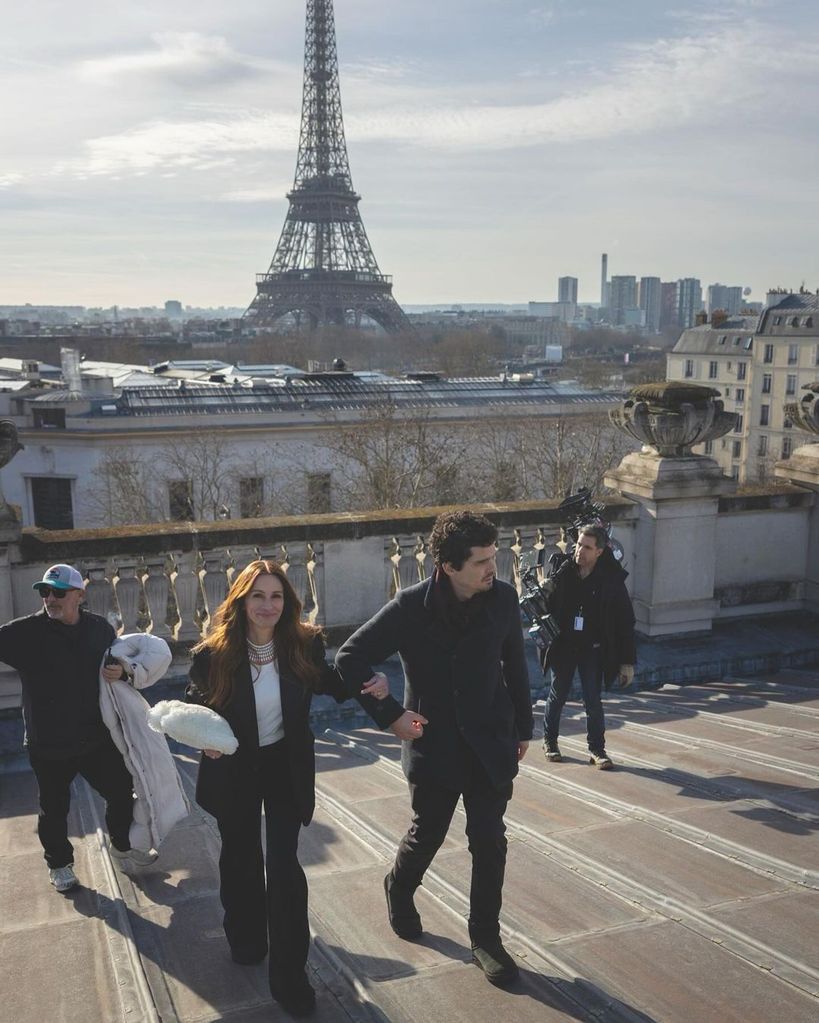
top-left (37, 586), bottom-right (76, 599)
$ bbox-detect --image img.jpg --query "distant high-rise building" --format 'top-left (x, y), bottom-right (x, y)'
top-left (639, 277), bottom-right (662, 332)
top-left (558, 276), bottom-right (578, 304)
top-left (600, 254), bottom-right (609, 308)
top-left (660, 282), bottom-right (678, 329)
top-left (164, 300), bottom-right (183, 318)
top-left (676, 278), bottom-right (703, 329)
top-left (707, 283), bottom-right (744, 316)
top-left (609, 275), bottom-right (638, 326)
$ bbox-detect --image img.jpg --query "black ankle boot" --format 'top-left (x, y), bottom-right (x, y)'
top-left (383, 872), bottom-right (422, 939)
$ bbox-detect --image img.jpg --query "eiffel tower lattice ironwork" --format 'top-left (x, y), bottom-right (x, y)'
top-left (244, 0), bottom-right (410, 334)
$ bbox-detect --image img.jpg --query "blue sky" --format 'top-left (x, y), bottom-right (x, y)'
top-left (2, 0), bottom-right (818, 308)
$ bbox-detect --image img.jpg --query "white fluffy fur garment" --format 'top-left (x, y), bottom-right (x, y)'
top-left (148, 700), bottom-right (239, 755)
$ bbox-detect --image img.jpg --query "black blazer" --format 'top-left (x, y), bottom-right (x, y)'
top-left (186, 637), bottom-right (352, 825)
top-left (336, 578), bottom-right (533, 790)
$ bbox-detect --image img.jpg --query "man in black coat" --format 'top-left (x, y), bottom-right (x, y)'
top-left (540, 525), bottom-right (636, 770)
top-left (336, 510), bottom-right (533, 987)
top-left (0, 564), bottom-right (148, 894)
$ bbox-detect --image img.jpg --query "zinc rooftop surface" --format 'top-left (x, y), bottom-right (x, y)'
top-left (2, 663), bottom-right (818, 1023)
top-left (116, 377), bottom-right (622, 417)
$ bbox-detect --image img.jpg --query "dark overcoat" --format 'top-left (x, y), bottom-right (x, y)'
top-left (186, 638), bottom-right (351, 825)
top-left (336, 578), bottom-right (533, 790)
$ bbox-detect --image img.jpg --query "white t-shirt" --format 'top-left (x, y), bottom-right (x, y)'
top-left (253, 660), bottom-right (284, 746)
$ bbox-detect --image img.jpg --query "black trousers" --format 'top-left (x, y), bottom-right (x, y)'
top-left (29, 735), bottom-right (135, 868)
top-left (214, 740), bottom-right (308, 995)
top-left (392, 741), bottom-right (512, 944)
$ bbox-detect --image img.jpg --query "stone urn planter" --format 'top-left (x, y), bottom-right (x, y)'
top-left (609, 382), bottom-right (738, 456)
top-left (784, 381), bottom-right (819, 437)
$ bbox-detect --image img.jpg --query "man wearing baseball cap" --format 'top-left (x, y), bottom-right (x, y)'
top-left (0, 563), bottom-right (154, 893)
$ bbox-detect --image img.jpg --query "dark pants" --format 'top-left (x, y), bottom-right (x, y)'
top-left (544, 645), bottom-right (606, 753)
top-left (392, 742), bottom-right (512, 944)
top-left (215, 740), bottom-right (308, 996)
top-left (29, 735), bottom-right (135, 868)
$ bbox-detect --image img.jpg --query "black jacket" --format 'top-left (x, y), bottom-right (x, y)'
top-left (542, 549), bottom-right (636, 689)
top-left (186, 637), bottom-right (354, 825)
top-left (336, 577), bottom-right (533, 790)
top-left (0, 608), bottom-right (115, 758)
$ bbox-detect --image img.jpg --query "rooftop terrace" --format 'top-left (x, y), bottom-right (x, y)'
top-left (3, 663), bottom-right (817, 1023)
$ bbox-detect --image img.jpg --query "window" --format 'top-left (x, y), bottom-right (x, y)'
top-left (724, 387), bottom-right (731, 398)
top-left (788, 343), bottom-right (798, 365)
top-left (786, 374), bottom-right (797, 396)
top-left (169, 480), bottom-right (194, 521)
top-left (732, 440), bottom-right (742, 459)
top-left (33, 408), bottom-right (66, 429)
top-left (761, 373), bottom-right (772, 394)
top-left (760, 405), bottom-right (770, 426)
top-left (704, 440), bottom-right (713, 455)
top-left (790, 317), bottom-right (799, 327)
top-left (30, 477), bottom-right (73, 530)
top-left (684, 359), bottom-right (694, 378)
top-left (782, 436), bottom-right (792, 459)
top-left (737, 362), bottom-right (747, 380)
top-left (239, 477), bottom-right (264, 518)
top-left (733, 336), bottom-right (741, 346)
top-left (718, 335), bottom-right (727, 345)
top-left (764, 343), bottom-right (774, 364)
top-left (744, 337), bottom-right (753, 351)
top-left (773, 316), bottom-right (782, 325)
top-left (730, 466), bottom-right (740, 481)
top-left (784, 415), bottom-right (793, 429)
top-left (736, 388), bottom-right (745, 401)
top-left (734, 413), bottom-right (743, 433)
top-left (306, 472), bottom-right (331, 513)
top-left (709, 361), bottom-right (718, 379)
top-left (805, 317), bottom-right (813, 328)
top-left (757, 436), bottom-right (768, 456)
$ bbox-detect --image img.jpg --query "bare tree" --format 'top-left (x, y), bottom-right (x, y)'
top-left (87, 446), bottom-right (166, 526)
top-left (319, 401), bottom-right (470, 511)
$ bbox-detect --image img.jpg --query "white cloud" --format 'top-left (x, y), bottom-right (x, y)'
top-left (78, 32), bottom-right (262, 86)
top-left (57, 18), bottom-right (819, 184)
top-left (0, 174), bottom-right (23, 189)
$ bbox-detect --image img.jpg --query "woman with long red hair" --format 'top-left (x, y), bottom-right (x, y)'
top-left (186, 559), bottom-right (386, 1017)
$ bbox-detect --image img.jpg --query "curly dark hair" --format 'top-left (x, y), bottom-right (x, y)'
top-left (428, 510), bottom-right (498, 569)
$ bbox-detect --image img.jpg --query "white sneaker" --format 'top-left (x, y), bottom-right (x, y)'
top-left (110, 846), bottom-right (158, 867)
top-left (49, 864), bottom-right (79, 892)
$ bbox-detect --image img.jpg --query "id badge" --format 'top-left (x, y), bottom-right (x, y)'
top-left (573, 615), bottom-right (585, 631)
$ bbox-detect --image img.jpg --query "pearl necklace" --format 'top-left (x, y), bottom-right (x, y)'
top-left (247, 638), bottom-right (276, 666)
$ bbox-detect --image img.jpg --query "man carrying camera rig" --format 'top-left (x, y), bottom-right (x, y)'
top-left (540, 524), bottom-right (636, 769)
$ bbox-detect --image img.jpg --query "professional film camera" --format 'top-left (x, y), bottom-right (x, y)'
top-left (518, 488), bottom-right (623, 649)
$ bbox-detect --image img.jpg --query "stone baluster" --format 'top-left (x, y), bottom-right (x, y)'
top-left (226, 547), bottom-right (258, 589)
top-left (171, 551), bottom-right (201, 642)
top-left (495, 533), bottom-right (516, 585)
top-left (414, 536), bottom-right (432, 581)
top-left (200, 553), bottom-right (228, 632)
top-left (113, 562), bottom-right (142, 633)
top-left (83, 562), bottom-right (116, 625)
top-left (306, 543), bottom-right (324, 625)
top-left (143, 558), bottom-right (172, 637)
top-left (391, 536), bottom-right (421, 593)
top-left (281, 544), bottom-right (311, 611)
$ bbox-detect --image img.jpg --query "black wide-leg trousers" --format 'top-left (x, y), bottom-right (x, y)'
top-left (392, 742), bottom-right (512, 944)
top-left (215, 739), bottom-right (308, 995)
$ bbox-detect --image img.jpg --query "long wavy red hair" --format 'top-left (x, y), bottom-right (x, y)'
top-left (193, 560), bottom-right (321, 709)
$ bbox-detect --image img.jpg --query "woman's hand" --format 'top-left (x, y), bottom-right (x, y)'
top-left (203, 749), bottom-right (223, 759)
top-left (361, 671), bottom-right (389, 700)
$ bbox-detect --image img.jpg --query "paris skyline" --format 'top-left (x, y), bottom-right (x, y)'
top-left (3, 0), bottom-right (818, 310)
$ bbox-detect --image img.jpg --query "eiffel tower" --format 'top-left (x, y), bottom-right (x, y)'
top-left (244, 0), bottom-right (410, 334)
